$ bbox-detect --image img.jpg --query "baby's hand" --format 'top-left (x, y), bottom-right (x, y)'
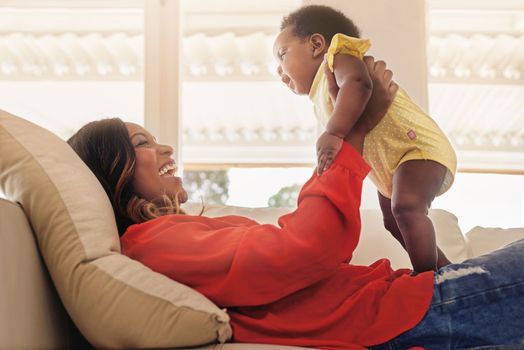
top-left (316, 131), bottom-right (343, 176)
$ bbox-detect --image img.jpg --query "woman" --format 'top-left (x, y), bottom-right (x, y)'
top-left (68, 58), bottom-right (524, 350)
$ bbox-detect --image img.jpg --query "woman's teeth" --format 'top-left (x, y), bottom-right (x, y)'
top-left (158, 164), bottom-right (176, 176)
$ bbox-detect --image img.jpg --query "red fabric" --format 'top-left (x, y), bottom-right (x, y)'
top-left (121, 144), bottom-right (434, 350)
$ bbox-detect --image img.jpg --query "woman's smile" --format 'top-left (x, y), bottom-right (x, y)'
top-left (126, 122), bottom-right (188, 203)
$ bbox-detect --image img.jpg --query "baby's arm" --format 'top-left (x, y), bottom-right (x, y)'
top-left (327, 54), bottom-right (373, 138)
top-left (316, 55), bottom-right (373, 175)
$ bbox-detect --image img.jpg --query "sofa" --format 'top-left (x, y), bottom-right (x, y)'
top-left (2, 110), bottom-right (524, 350)
top-left (2, 196), bottom-right (524, 350)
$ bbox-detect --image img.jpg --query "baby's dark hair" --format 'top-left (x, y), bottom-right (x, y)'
top-left (281, 5), bottom-right (360, 43)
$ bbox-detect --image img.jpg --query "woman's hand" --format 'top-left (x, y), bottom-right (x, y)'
top-left (325, 56), bottom-right (398, 134)
top-left (357, 56), bottom-right (398, 133)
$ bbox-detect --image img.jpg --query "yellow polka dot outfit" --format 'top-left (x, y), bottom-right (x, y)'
top-left (309, 34), bottom-right (457, 198)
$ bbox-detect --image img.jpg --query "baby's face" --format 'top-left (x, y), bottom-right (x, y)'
top-left (273, 26), bottom-right (322, 95)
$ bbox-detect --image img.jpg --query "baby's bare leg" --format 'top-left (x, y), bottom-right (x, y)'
top-left (378, 192), bottom-right (406, 249)
top-left (391, 160), bottom-right (451, 272)
top-left (379, 191), bottom-right (451, 269)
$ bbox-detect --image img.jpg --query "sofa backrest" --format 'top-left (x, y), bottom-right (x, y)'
top-left (182, 203), bottom-right (469, 269)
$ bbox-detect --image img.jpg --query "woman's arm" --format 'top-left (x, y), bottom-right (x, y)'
top-left (212, 64), bottom-right (397, 303)
top-left (122, 59), bottom-right (398, 308)
top-left (122, 144), bottom-right (370, 307)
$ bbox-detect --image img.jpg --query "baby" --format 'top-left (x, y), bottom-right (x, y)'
top-left (273, 5), bottom-right (457, 273)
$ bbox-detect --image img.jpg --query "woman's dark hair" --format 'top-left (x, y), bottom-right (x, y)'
top-left (68, 118), bottom-right (137, 235)
top-left (68, 118), bottom-right (187, 236)
top-left (281, 5), bottom-right (360, 43)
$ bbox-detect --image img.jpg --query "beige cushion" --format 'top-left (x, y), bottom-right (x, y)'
top-left (354, 209), bottom-right (468, 268)
top-left (0, 110), bottom-right (231, 349)
top-left (184, 205), bottom-right (468, 269)
top-left (466, 226), bottom-right (524, 258)
top-left (353, 209), bottom-right (468, 268)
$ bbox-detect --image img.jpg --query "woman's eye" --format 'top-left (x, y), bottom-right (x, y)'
top-left (135, 140), bottom-right (148, 147)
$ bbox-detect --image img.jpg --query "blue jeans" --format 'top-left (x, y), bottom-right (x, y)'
top-left (370, 239), bottom-right (524, 350)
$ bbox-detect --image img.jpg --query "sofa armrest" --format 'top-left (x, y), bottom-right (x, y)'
top-left (0, 199), bottom-right (70, 349)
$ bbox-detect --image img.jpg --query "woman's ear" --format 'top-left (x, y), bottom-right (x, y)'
top-left (309, 33), bottom-right (327, 58)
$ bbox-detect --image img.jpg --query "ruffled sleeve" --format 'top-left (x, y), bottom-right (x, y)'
top-left (326, 33), bottom-right (371, 72)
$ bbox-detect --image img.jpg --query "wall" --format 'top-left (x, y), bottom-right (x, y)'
top-left (303, 0), bottom-right (429, 109)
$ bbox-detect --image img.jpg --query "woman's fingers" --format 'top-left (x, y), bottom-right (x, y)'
top-left (364, 56), bottom-right (397, 96)
top-left (383, 69), bottom-right (393, 83)
top-left (364, 56), bottom-right (392, 85)
top-left (373, 60), bottom-right (386, 73)
top-left (389, 81), bottom-right (399, 95)
top-left (363, 55), bottom-right (375, 69)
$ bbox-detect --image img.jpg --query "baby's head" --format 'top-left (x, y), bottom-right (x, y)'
top-left (273, 5), bottom-right (360, 95)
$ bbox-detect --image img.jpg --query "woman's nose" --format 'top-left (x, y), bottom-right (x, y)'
top-left (276, 65), bottom-right (283, 77)
top-left (159, 143), bottom-right (174, 156)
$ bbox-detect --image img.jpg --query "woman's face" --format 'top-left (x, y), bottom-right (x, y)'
top-left (125, 123), bottom-right (188, 204)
